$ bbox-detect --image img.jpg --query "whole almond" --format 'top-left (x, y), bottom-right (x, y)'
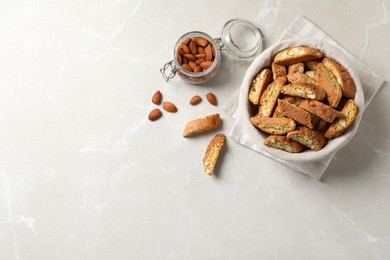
top-left (177, 46), bottom-right (185, 55)
top-left (188, 61), bottom-right (197, 70)
top-left (182, 38), bottom-right (191, 45)
top-left (181, 63), bottom-right (192, 72)
top-left (189, 95), bottom-right (202, 105)
top-left (196, 37), bottom-right (209, 47)
top-left (189, 41), bottom-right (198, 55)
top-left (177, 53), bottom-right (182, 65)
top-left (182, 44), bottom-right (190, 54)
top-left (162, 102), bottom-right (178, 112)
top-left (195, 54), bottom-right (207, 59)
top-left (206, 92), bottom-right (217, 106)
top-left (183, 54), bottom-right (196, 62)
top-left (148, 108), bottom-right (162, 121)
top-left (152, 90), bottom-right (162, 105)
top-left (195, 59), bottom-right (205, 65)
top-left (200, 60), bottom-right (213, 70)
top-left (193, 66), bottom-right (202, 72)
top-left (205, 44), bottom-right (213, 61)
top-left (198, 46), bottom-right (205, 54)
top-left (182, 57), bottom-right (189, 64)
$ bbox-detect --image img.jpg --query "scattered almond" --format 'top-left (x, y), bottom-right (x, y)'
top-left (189, 95), bottom-right (202, 105)
top-left (162, 102), bottom-right (178, 112)
top-left (206, 92), bottom-right (217, 106)
top-left (148, 108), bottom-right (162, 121)
top-left (151, 90), bottom-right (162, 105)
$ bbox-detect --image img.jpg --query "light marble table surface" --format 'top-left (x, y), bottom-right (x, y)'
top-left (1, 0), bottom-right (390, 259)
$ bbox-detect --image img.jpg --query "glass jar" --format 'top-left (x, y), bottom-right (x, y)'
top-left (160, 18), bottom-right (263, 84)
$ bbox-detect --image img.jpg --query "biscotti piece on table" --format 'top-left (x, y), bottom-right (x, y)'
top-left (287, 126), bottom-right (327, 151)
top-left (250, 116), bottom-right (296, 135)
top-left (203, 134), bottom-right (226, 176)
top-left (274, 46), bottom-right (323, 66)
top-left (264, 135), bottom-right (305, 153)
top-left (258, 77), bottom-right (285, 117)
top-left (298, 99), bottom-right (345, 123)
top-left (248, 68), bottom-right (272, 105)
top-left (281, 83), bottom-right (326, 101)
top-left (287, 63), bottom-right (305, 74)
top-left (272, 62), bottom-right (287, 83)
top-left (325, 99), bottom-right (358, 138)
top-left (277, 99), bottom-right (315, 129)
top-left (322, 58), bottom-right (356, 99)
top-left (317, 63), bottom-right (343, 108)
top-left (183, 114), bottom-right (221, 137)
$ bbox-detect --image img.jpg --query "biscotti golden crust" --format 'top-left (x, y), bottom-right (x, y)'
top-left (264, 135), bottom-right (305, 153)
top-left (203, 133), bottom-right (225, 176)
top-left (317, 63), bottom-right (342, 108)
top-left (248, 68), bottom-right (272, 105)
top-left (281, 83), bottom-right (326, 101)
top-left (258, 77), bottom-right (285, 117)
top-left (274, 46), bottom-right (323, 66)
top-left (272, 62), bottom-right (287, 83)
top-left (287, 72), bottom-right (317, 85)
top-left (183, 114), bottom-right (221, 137)
top-left (322, 58), bottom-right (356, 99)
top-left (325, 99), bottom-right (358, 138)
top-left (287, 126), bottom-right (327, 151)
top-left (287, 63), bottom-right (305, 74)
top-left (277, 99), bottom-right (315, 129)
top-left (298, 99), bottom-right (345, 123)
top-left (250, 116), bottom-right (296, 135)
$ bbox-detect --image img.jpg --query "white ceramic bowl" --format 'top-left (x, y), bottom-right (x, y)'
top-left (239, 38), bottom-right (364, 161)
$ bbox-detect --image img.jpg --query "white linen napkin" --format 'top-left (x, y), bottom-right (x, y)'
top-left (222, 16), bottom-right (385, 180)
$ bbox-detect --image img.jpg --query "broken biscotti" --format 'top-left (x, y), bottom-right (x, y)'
top-left (203, 133), bottom-right (226, 176)
top-left (247, 45), bottom-right (358, 153)
top-left (183, 113), bottom-right (221, 137)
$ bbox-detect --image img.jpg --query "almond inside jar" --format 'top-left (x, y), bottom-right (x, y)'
top-left (176, 37), bottom-right (216, 73)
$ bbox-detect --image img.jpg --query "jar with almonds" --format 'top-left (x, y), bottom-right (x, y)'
top-left (161, 18), bottom-right (263, 84)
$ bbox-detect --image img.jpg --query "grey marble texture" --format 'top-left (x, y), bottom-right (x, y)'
top-left (0, 0), bottom-right (389, 259)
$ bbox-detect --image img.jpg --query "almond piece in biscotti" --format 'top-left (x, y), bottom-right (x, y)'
top-left (183, 114), bottom-right (221, 137)
top-left (274, 46), bottom-right (323, 66)
top-left (250, 116), bottom-right (296, 135)
top-left (203, 133), bottom-right (226, 176)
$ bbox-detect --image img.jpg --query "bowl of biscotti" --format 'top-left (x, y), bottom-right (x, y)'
top-left (239, 38), bottom-right (364, 161)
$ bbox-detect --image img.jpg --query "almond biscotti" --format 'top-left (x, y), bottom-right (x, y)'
top-left (287, 126), bottom-right (327, 151)
top-left (183, 114), bottom-right (221, 137)
top-left (298, 99), bottom-right (345, 123)
top-left (272, 62), bottom-right (287, 82)
top-left (203, 133), bottom-right (225, 176)
top-left (287, 63), bottom-right (305, 74)
top-left (258, 77), bottom-right (285, 117)
top-left (317, 63), bottom-right (343, 108)
top-left (274, 46), bottom-right (323, 66)
top-left (287, 72), bottom-right (317, 85)
top-left (264, 135), bottom-right (305, 153)
top-left (322, 58), bottom-right (356, 99)
top-left (325, 99), bottom-right (358, 138)
top-left (277, 99), bottom-right (316, 129)
top-left (281, 83), bottom-right (326, 101)
top-left (248, 68), bottom-right (272, 105)
top-left (250, 116), bottom-right (296, 135)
